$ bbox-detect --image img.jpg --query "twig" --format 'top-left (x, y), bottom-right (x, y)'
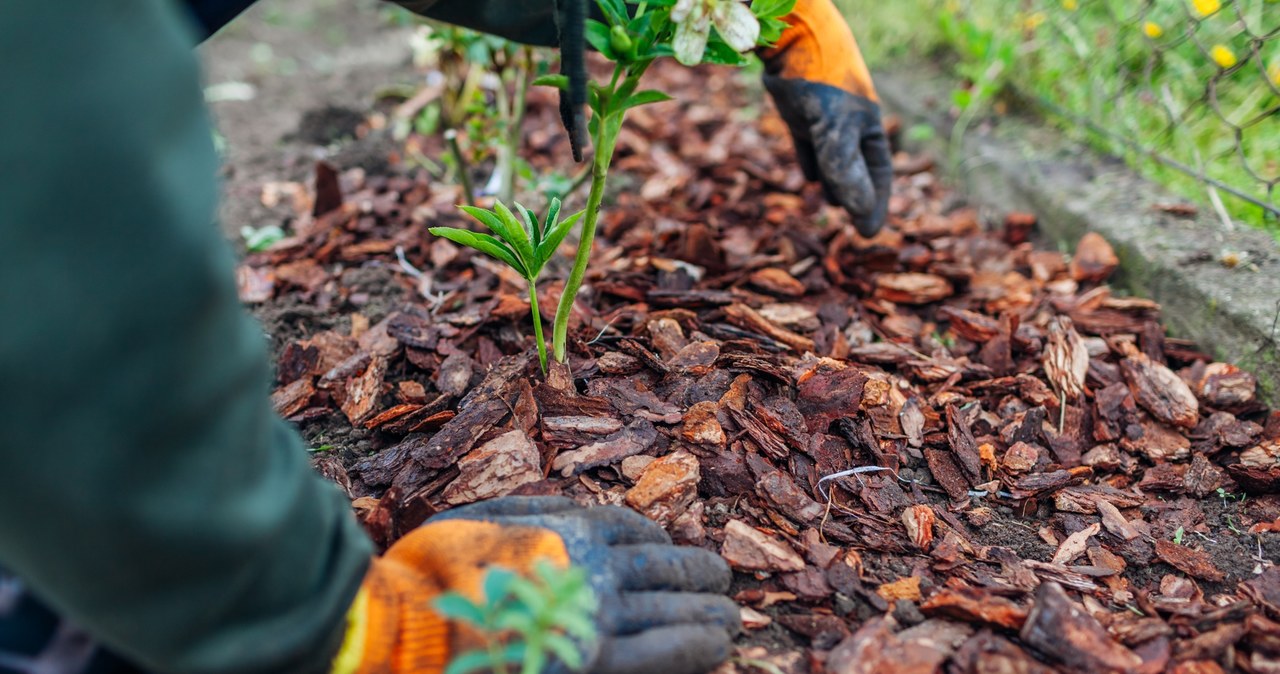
top-left (445, 129), bottom-right (476, 207)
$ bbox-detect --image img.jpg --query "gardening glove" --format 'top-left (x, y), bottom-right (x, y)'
top-left (330, 496), bottom-right (739, 674)
top-left (760, 0), bottom-right (892, 237)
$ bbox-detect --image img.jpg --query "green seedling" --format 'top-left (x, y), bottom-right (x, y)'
top-left (1173, 526), bottom-right (1185, 545)
top-left (534, 0), bottom-right (795, 363)
top-left (433, 560), bottom-right (598, 674)
top-left (430, 198), bottom-right (583, 373)
top-left (240, 224), bottom-right (285, 252)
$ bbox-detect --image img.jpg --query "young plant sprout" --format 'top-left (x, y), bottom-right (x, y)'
top-left (432, 0), bottom-right (794, 371)
top-left (429, 198), bottom-right (584, 373)
top-left (432, 561), bottom-right (598, 674)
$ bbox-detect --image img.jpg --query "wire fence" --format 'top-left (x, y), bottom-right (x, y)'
top-left (906, 0), bottom-right (1280, 228)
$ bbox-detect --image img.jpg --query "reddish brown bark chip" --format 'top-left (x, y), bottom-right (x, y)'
top-left (721, 520), bottom-right (805, 573)
top-left (1153, 540), bottom-right (1226, 582)
top-left (624, 450), bottom-right (700, 525)
top-left (749, 267), bottom-right (806, 298)
top-left (271, 377), bottom-right (315, 417)
top-left (441, 430), bottom-right (542, 506)
top-left (1070, 232), bottom-right (1120, 283)
top-left (874, 273), bottom-right (954, 305)
top-left (1020, 582), bottom-right (1142, 672)
top-left (1121, 351), bottom-right (1200, 429)
top-left (920, 588), bottom-right (1029, 631)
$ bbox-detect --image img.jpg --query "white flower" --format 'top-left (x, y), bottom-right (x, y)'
top-left (671, 0), bottom-right (759, 66)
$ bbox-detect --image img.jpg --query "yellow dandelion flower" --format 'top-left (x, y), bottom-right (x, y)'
top-left (1143, 21), bottom-right (1164, 38)
top-left (1191, 0), bottom-right (1220, 16)
top-left (1210, 44), bottom-right (1237, 68)
top-left (1062, 0), bottom-right (1078, 10)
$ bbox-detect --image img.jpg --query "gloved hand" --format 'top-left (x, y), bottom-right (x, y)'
top-left (760, 0), bottom-right (892, 237)
top-left (330, 496), bottom-right (739, 674)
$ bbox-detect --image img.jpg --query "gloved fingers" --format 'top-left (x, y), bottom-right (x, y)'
top-left (609, 544), bottom-right (732, 593)
top-left (434, 495), bottom-right (580, 520)
top-left (791, 133), bottom-right (822, 183)
top-left (859, 121), bottom-right (893, 237)
top-left (577, 506), bottom-right (672, 545)
top-left (614, 592), bottom-right (742, 636)
top-left (813, 121), bottom-right (880, 228)
top-left (592, 625), bottom-right (733, 674)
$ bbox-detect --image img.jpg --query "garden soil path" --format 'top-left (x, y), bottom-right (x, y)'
top-left (224, 26), bottom-right (1280, 673)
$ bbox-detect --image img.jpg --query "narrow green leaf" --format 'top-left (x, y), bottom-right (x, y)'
top-left (545, 197), bottom-right (563, 243)
top-left (432, 592), bottom-right (487, 627)
top-left (492, 201), bottom-right (538, 271)
top-left (482, 567), bottom-right (518, 607)
top-left (535, 209), bottom-right (584, 263)
top-left (458, 205), bottom-right (518, 244)
top-left (443, 650), bottom-right (496, 674)
top-left (623, 90), bottom-right (674, 110)
top-left (499, 642), bottom-right (527, 665)
top-left (596, 0), bottom-right (628, 26)
top-left (585, 19), bottom-right (618, 60)
top-left (514, 202), bottom-right (542, 247)
top-left (429, 227), bottom-right (529, 277)
top-left (543, 633), bottom-right (585, 669)
top-left (532, 74), bottom-right (570, 90)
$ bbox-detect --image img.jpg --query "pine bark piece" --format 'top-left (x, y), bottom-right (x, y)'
top-left (874, 273), bottom-right (954, 304)
top-left (340, 355), bottom-right (386, 426)
top-left (749, 267), bottom-right (807, 298)
top-left (271, 377), bottom-right (316, 417)
top-left (681, 401), bottom-right (726, 446)
top-left (920, 588), bottom-right (1029, 631)
top-left (1153, 540), bottom-right (1226, 582)
top-left (1070, 232), bottom-right (1120, 283)
top-left (624, 449), bottom-right (700, 525)
top-left (1044, 316), bottom-right (1090, 402)
top-left (901, 504), bottom-right (936, 550)
top-left (721, 520), bottom-right (805, 572)
top-left (441, 430), bottom-right (542, 506)
top-left (550, 419), bottom-right (659, 477)
top-left (1020, 582), bottom-right (1142, 673)
top-left (723, 302), bottom-right (815, 353)
top-left (1121, 351), bottom-right (1200, 429)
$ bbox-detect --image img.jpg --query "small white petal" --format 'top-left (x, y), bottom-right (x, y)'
top-left (673, 18), bottom-right (711, 65)
top-left (671, 0), bottom-right (697, 23)
top-left (712, 0), bottom-right (760, 53)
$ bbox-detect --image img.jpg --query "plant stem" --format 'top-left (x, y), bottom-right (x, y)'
top-left (529, 282), bottom-right (548, 374)
top-left (551, 109), bottom-right (615, 362)
top-left (499, 48), bottom-right (533, 204)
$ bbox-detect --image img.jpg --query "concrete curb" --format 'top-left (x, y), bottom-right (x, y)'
top-left (874, 64), bottom-right (1280, 406)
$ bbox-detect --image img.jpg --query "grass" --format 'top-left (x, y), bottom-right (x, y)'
top-left (836, 0), bottom-right (1280, 234)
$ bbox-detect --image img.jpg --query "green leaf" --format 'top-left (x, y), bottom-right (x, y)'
top-left (596, 0), bottom-right (628, 26)
top-left (515, 202), bottom-right (543, 246)
top-left (429, 227), bottom-right (529, 277)
top-left (623, 90), bottom-right (674, 110)
top-left (701, 37), bottom-right (748, 65)
top-left (543, 633), bottom-right (585, 669)
top-left (750, 0), bottom-right (795, 20)
top-left (443, 650), bottom-right (497, 674)
top-left (432, 592), bottom-right (487, 626)
top-left (536, 209), bottom-right (584, 263)
top-left (531, 74), bottom-right (569, 90)
top-left (492, 201), bottom-right (538, 271)
top-left (459, 205), bottom-right (518, 244)
top-left (585, 19), bottom-right (618, 60)
top-left (482, 567), bottom-right (518, 608)
top-left (545, 198), bottom-right (563, 241)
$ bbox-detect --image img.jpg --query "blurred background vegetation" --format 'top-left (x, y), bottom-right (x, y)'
top-left (836, 0), bottom-right (1279, 233)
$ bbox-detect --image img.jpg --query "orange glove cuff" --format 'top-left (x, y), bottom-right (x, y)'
top-left (331, 520), bottom-right (572, 674)
top-left (762, 0), bottom-right (877, 101)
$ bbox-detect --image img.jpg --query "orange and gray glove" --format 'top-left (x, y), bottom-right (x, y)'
top-left (761, 0), bottom-right (892, 237)
top-left (330, 496), bottom-right (739, 674)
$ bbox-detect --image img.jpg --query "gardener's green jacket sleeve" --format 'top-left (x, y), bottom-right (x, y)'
top-left (0, 1), bottom-right (373, 672)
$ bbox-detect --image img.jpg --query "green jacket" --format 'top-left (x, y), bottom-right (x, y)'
top-left (0, 1), bottom-right (558, 671)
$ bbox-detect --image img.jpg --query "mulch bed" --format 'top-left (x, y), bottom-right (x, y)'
top-left (237, 59), bottom-right (1280, 673)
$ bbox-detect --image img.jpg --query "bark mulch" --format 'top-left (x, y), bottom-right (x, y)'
top-left (238, 60), bottom-right (1280, 673)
